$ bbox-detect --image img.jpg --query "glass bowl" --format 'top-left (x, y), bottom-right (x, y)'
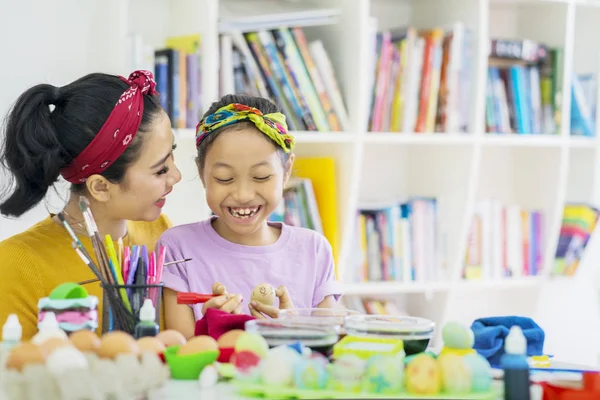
top-left (244, 319), bottom-right (340, 357)
top-left (278, 308), bottom-right (362, 334)
top-left (343, 315), bottom-right (435, 355)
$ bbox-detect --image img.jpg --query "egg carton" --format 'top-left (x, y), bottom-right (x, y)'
top-left (0, 351), bottom-right (170, 400)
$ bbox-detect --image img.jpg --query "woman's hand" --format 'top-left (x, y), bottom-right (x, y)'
top-left (201, 282), bottom-right (243, 315)
top-left (248, 285), bottom-right (294, 319)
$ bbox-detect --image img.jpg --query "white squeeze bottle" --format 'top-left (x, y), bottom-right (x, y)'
top-left (32, 312), bottom-right (68, 345)
top-left (1, 314), bottom-right (22, 369)
top-left (2, 314), bottom-right (22, 351)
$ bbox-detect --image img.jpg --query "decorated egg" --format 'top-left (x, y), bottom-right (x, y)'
top-left (463, 353), bottom-right (493, 392)
top-left (294, 357), bottom-right (328, 390)
top-left (260, 346), bottom-right (300, 387)
top-left (327, 354), bottom-right (365, 393)
top-left (361, 355), bottom-right (404, 394)
top-left (232, 350), bottom-right (262, 382)
top-left (234, 332), bottom-right (269, 358)
top-left (438, 353), bottom-right (472, 393)
top-left (405, 353), bottom-right (441, 395)
top-left (442, 321), bottom-right (474, 349)
top-left (251, 283), bottom-right (276, 306)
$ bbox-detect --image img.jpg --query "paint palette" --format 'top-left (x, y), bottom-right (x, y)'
top-left (244, 319), bottom-right (340, 357)
top-left (343, 315), bottom-right (435, 355)
top-left (278, 308), bottom-right (362, 335)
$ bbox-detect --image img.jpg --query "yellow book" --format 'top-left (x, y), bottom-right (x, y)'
top-left (292, 157), bottom-right (339, 275)
top-left (165, 34), bottom-right (202, 54)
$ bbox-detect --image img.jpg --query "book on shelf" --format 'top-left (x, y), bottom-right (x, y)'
top-left (366, 22), bottom-right (473, 134)
top-left (351, 197), bottom-right (440, 284)
top-left (220, 26), bottom-right (350, 132)
top-left (486, 39), bottom-right (559, 135)
top-left (269, 177), bottom-right (323, 234)
top-left (129, 33), bottom-right (203, 130)
top-left (267, 158), bottom-right (339, 270)
top-left (463, 199), bottom-right (544, 280)
top-left (484, 37), bottom-right (596, 136)
top-left (553, 203), bottom-right (600, 277)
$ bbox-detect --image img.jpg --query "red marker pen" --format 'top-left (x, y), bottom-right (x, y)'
top-left (177, 292), bottom-right (219, 304)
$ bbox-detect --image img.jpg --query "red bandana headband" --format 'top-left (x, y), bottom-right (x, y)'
top-left (60, 70), bottom-right (158, 184)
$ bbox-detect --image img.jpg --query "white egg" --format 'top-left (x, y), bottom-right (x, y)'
top-left (46, 346), bottom-right (88, 376)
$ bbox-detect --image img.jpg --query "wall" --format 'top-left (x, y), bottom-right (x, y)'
top-left (0, 0), bottom-right (127, 239)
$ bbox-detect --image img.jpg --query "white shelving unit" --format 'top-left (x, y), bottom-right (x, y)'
top-left (121, 0), bottom-right (600, 365)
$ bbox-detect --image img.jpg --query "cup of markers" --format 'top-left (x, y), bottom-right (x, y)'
top-left (100, 243), bottom-right (166, 334)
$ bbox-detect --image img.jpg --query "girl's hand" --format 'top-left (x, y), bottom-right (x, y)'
top-left (202, 282), bottom-right (243, 315)
top-left (249, 285), bottom-right (294, 319)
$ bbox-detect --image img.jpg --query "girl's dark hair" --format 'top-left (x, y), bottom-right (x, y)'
top-left (196, 94), bottom-right (291, 171)
top-left (0, 73), bottom-right (163, 218)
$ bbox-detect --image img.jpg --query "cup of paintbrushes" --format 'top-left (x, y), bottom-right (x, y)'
top-left (101, 283), bottom-right (163, 334)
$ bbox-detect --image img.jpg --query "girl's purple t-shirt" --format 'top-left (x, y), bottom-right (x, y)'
top-left (157, 217), bottom-right (343, 320)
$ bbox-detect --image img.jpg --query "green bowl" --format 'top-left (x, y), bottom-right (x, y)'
top-left (164, 345), bottom-right (220, 380)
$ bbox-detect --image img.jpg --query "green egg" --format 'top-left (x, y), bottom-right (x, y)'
top-left (442, 321), bottom-right (474, 349)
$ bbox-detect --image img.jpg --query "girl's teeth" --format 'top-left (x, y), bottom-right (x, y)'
top-left (229, 206), bottom-right (259, 218)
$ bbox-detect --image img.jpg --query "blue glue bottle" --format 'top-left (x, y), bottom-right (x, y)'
top-left (134, 299), bottom-right (159, 339)
top-left (500, 325), bottom-right (530, 400)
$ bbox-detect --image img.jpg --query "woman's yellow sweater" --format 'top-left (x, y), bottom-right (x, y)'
top-left (0, 215), bottom-right (171, 340)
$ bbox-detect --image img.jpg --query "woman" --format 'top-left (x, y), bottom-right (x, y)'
top-left (0, 70), bottom-right (182, 339)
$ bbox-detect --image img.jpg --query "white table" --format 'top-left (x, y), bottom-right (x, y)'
top-left (148, 381), bottom-right (246, 400)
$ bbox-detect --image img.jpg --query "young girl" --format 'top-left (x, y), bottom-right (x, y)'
top-left (159, 94), bottom-right (342, 338)
top-left (0, 70), bottom-right (181, 339)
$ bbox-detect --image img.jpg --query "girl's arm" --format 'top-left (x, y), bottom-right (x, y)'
top-left (163, 287), bottom-right (196, 339)
top-left (316, 294), bottom-right (345, 309)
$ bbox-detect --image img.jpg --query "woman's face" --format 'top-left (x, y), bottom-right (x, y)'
top-left (105, 111), bottom-right (182, 222)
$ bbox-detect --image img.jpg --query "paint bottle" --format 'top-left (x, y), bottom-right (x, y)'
top-left (500, 325), bottom-right (530, 400)
top-left (1, 314), bottom-right (22, 368)
top-left (134, 299), bottom-right (159, 339)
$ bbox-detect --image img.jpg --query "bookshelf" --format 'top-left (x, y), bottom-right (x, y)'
top-left (122, 0), bottom-right (600, 364)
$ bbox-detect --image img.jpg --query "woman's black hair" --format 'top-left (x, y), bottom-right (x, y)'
top-left (0, 73), bottom-right (163, 218)
top-left (196, 94), bottom-right (291, 172)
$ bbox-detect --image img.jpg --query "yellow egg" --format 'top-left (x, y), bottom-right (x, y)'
top-left (156, 330), bottom-right (187, 347)
top-left (217, 329), bottom-right (245, 349)
top-left (97, 331), bottom-right (139, 359)
top-left (137, 337), bottom-right (166, 354)
top-left (178, 335), bottom-right (218, 355)
top-left (405, 354), bottom-right (442, 395)
top-left (6, 342), bottom-right (47, 371)
top-left (39, 337), bottom-right (72, 354)
top-left (69, 330), bottom-right (101, 353)
top-left (251, 283), bottom-right (276, 306)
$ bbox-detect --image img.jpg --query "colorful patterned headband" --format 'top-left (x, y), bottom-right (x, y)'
top-left (195, 103), bottom-right (295, 153)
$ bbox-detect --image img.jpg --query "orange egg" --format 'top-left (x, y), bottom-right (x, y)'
top-left (217, 329), bottom-right (245, 349)
top-left (178, 335), bottom-right (218, 355)
top-left (40, 337), bottom-right (72, 354)
top-left (69, 330), bottom-right (101, 353)
top-left (97, 331), bottom-right (139, 359)
top-left (137, 337), bottom-right (166, 354)
top-left (6, 342), bottom-right (47, 371)
top-left (156, 330), bottom-right (187, 347)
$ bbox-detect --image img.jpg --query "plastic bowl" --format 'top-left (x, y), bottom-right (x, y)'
top-left (278, 308), bottom-right (362, 333)
top-left (163, 345), bottom-right (220, 380)
top-left (343, 315), bottom-right (435, 355)
top-left (244, 319), bottom-right (340, 357)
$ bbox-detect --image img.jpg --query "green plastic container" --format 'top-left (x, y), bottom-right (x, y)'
top-left (164, 345), bottom-right (219, 380)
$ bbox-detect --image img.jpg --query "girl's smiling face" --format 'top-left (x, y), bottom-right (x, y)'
top-left (199, 125), bottom-right (294, 245)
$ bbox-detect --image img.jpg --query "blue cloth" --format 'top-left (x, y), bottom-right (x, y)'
top-left (470, 316), bottom-right (545, 366)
